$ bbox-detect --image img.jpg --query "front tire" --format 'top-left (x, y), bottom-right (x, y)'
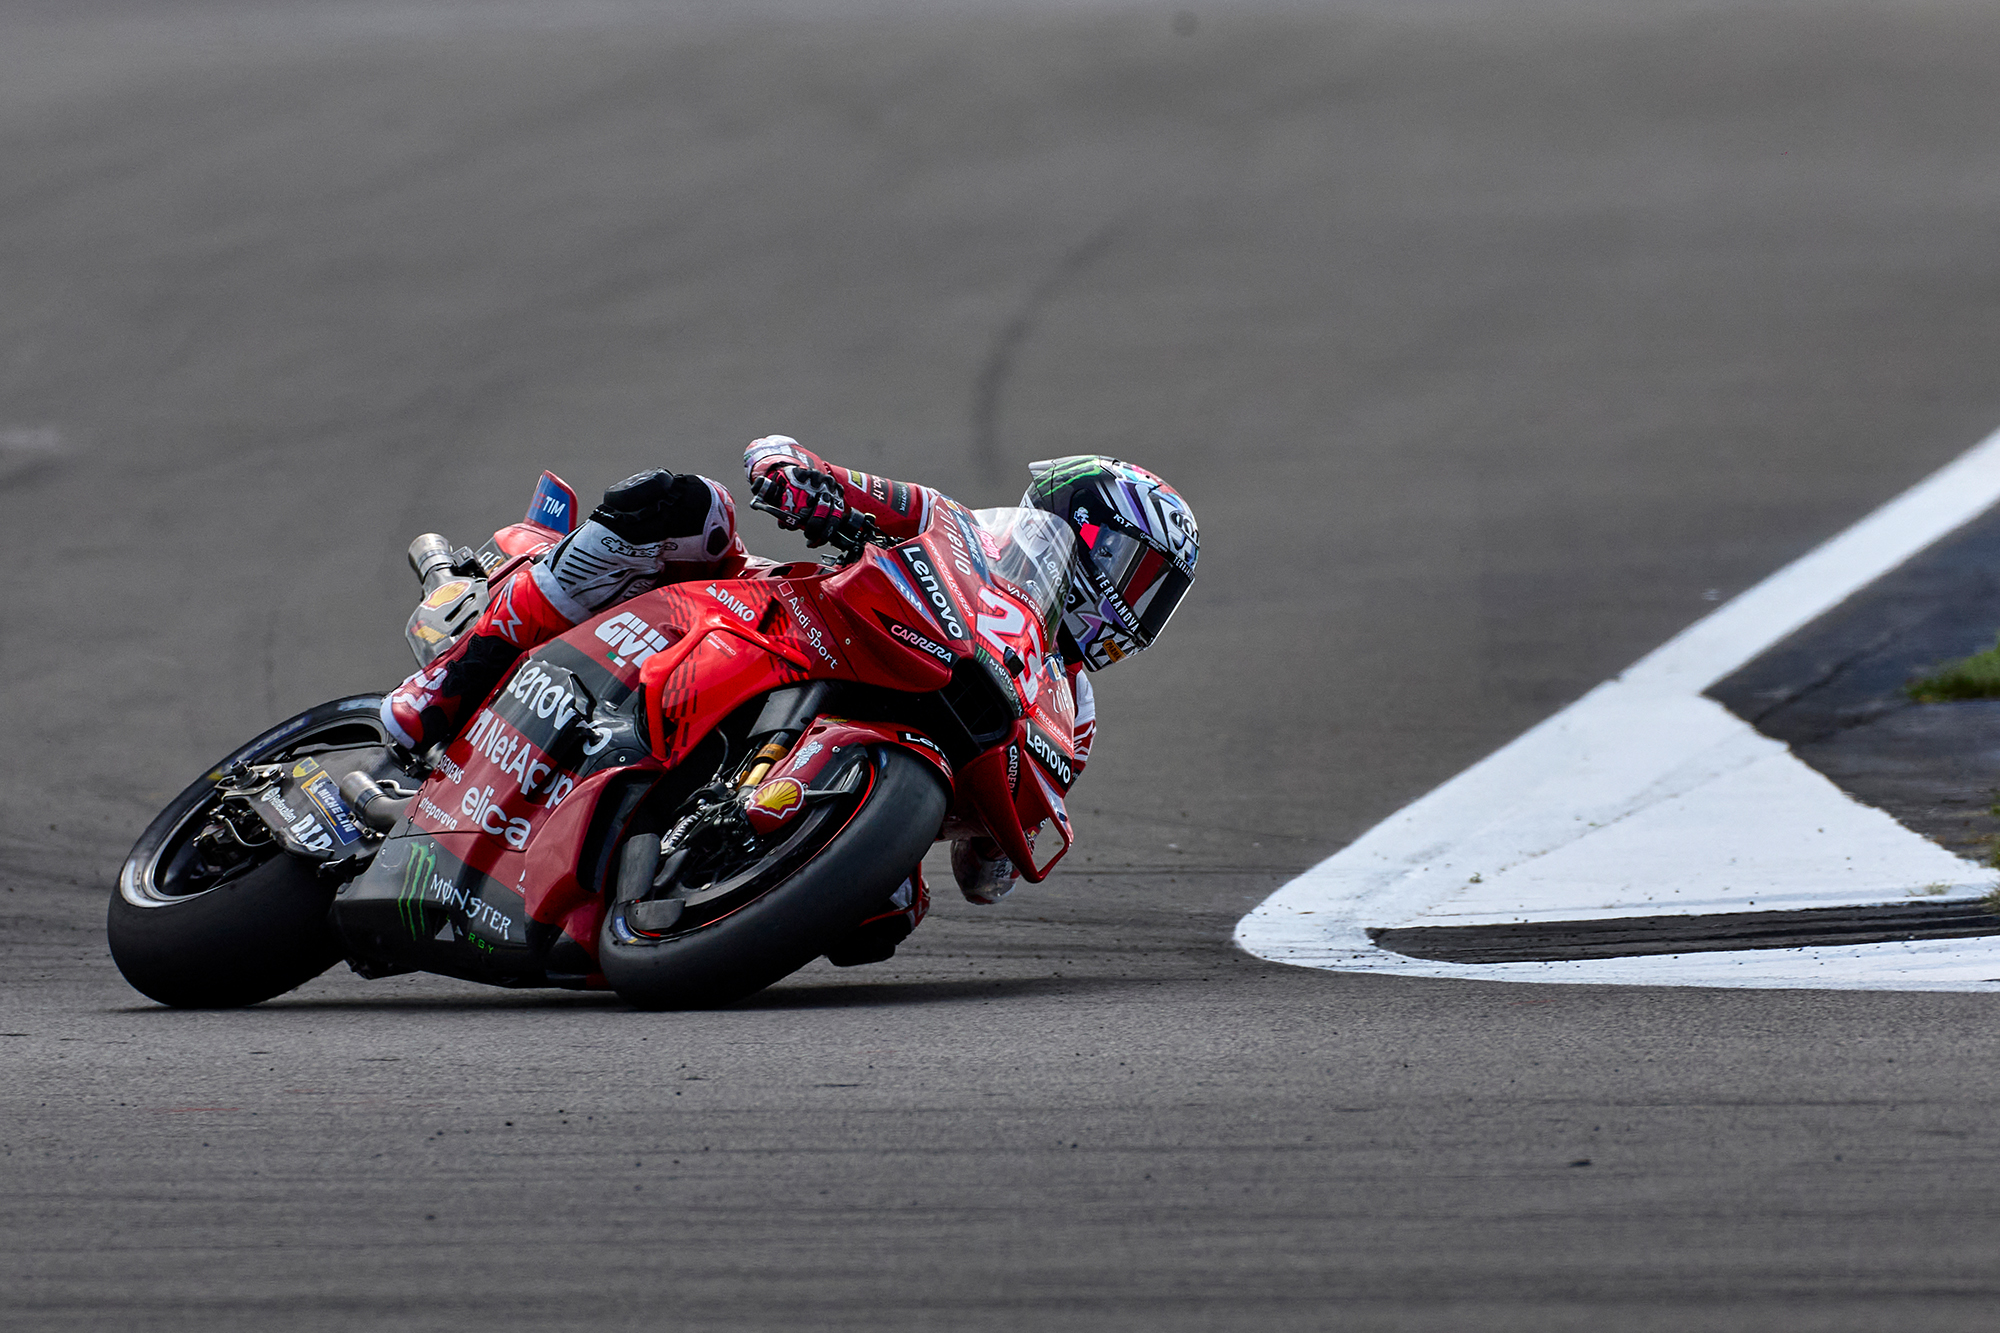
top-left (109, 695), bottom-right (386, 1008)
top-left (599, 746), bottom-right (947, 1009)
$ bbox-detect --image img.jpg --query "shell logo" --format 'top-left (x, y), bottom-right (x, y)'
top-left (749, 777), bottom-right (806, 821)
top-left (423, 579), bottom-right (472, 609)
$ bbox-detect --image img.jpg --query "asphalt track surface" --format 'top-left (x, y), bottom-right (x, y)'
top-left (7, 2), bottom-right (2000, 1328)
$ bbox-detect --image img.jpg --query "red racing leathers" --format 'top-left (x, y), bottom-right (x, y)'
top-left (745, 435), bottom-right (1098, 905)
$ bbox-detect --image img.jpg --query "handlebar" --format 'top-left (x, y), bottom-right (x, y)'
top-left (749, 498), bottom-right (881, 561)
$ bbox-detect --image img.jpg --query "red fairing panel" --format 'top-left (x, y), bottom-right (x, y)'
top-left (491, 522), bottom-right (561, 562)
top-left (741, 719), bottom-right (953, 837)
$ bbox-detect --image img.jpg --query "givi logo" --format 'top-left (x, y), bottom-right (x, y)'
top-left (595, 611), bottom-right (671, 666)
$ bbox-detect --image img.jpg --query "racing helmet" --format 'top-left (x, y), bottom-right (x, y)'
top-left (1022, 456), bottom-right (1199, 670)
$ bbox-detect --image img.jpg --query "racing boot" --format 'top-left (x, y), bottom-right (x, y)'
top-left (382, 469), bottom-right (741, 752)
top-left (951, 826), bottom-right (1039, 905)
top-left (380, 566), bottom-right (575, 751)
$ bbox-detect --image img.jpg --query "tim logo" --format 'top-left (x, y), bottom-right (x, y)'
top-left (596, 611), bottom-right (671, 666)
top-left (528, 473), bottom-right (577, 534)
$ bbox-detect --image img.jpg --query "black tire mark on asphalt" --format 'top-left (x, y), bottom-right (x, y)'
top-left (970, 214), bottom-right (1128, 481)
top-left (1371, 898), bottom-right (2000, 963)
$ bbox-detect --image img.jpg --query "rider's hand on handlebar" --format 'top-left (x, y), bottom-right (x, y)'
top-left (754, 465), bottom-right (849, 547)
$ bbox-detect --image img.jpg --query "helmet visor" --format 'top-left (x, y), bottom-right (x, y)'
top-left (1083, 525), bottom-right (1194, 647)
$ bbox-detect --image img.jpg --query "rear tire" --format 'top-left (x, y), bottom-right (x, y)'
top-left (109, 695), bottom-right (385, 1008)
top-left (109, 853), bottom-right (344, 1008)
top-left (599, 746), bottom-right (946, 1009)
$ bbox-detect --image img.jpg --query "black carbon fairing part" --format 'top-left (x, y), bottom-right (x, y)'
top-left (332, 835), bottom-right (551, 987)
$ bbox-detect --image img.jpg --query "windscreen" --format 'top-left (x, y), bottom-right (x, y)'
top-left (969, 507), bottom-right (1077, 634)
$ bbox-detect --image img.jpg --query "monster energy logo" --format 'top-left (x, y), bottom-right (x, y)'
top-left (1028, 456), bottom-right (1100, 497)
top-left (397, 842), bottom-right (438, 940)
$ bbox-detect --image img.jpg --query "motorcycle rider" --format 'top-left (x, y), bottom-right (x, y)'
top-left (380, 437), bottom-right (1199, 951)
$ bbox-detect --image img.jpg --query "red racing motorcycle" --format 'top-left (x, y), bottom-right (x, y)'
top-left (110, 471), bottom-right (1082, 1008)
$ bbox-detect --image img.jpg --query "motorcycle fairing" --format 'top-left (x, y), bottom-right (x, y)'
top-left (952, 719), bottom-right (1074, 882)
top-left (335, 832), bottom-right (554, 986)
top-left (343, 487), bottom-right (1088, 984)
top-left (526, 470), bottom-right (579, 535)
top-left (339, 633), bottom-right (659, 986)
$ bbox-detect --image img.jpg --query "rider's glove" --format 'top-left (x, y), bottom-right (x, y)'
top-left (755, 465), bottom-right (848, 547)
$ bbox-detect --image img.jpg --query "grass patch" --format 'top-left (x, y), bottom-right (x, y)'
top-left (1907, 634), bottom-right (2000, 703)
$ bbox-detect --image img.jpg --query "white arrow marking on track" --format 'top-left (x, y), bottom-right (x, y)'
top-left (1237, 427), bottom-right (2000, 991)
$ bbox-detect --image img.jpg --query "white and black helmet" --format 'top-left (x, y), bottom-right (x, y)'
top-left (1021, 456), bottom-right (1199, 670)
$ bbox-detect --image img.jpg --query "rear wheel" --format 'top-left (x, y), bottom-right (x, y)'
top-left (599, 745), bottom-right (946, 1009)
top-left (109, 696), bottom-right (387, 1008)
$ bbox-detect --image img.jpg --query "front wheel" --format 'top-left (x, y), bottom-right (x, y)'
top-left (109, 695), bottom-right (387, 1008)
top-left (599, 745), bottom-right (947, 1009)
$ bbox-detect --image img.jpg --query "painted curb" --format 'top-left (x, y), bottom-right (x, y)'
top-left (1238, 428), bottom-right (2000, 991)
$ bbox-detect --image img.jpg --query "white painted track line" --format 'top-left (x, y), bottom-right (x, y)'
top-left (1628, 426), bottom-right (2000, 692)
top-left (1238, 427), bottom-right (2000, 991)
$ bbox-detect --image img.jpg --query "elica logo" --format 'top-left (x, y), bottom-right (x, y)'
top-left (1026, 727), bottom-right (1073, 788)
top-left (885, 618), bottom-right (953, 663)
top-left (596, 611), bottom-right (671, 666)
top-left (900, 549), bottom-right (968, 641)
top-left (707, 584), bottom-right (756, 623)
top-left (459, 784), bottom-right (533, 849)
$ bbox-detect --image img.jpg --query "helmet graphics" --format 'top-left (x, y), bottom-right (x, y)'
top-left (1022, 456), bottom-right (1198, 670)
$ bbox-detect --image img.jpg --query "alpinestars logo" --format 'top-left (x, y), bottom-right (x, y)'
top-left (596, 611), bottom-right (671, 666)
top-left (898, 547), bottom-right (968, 641)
